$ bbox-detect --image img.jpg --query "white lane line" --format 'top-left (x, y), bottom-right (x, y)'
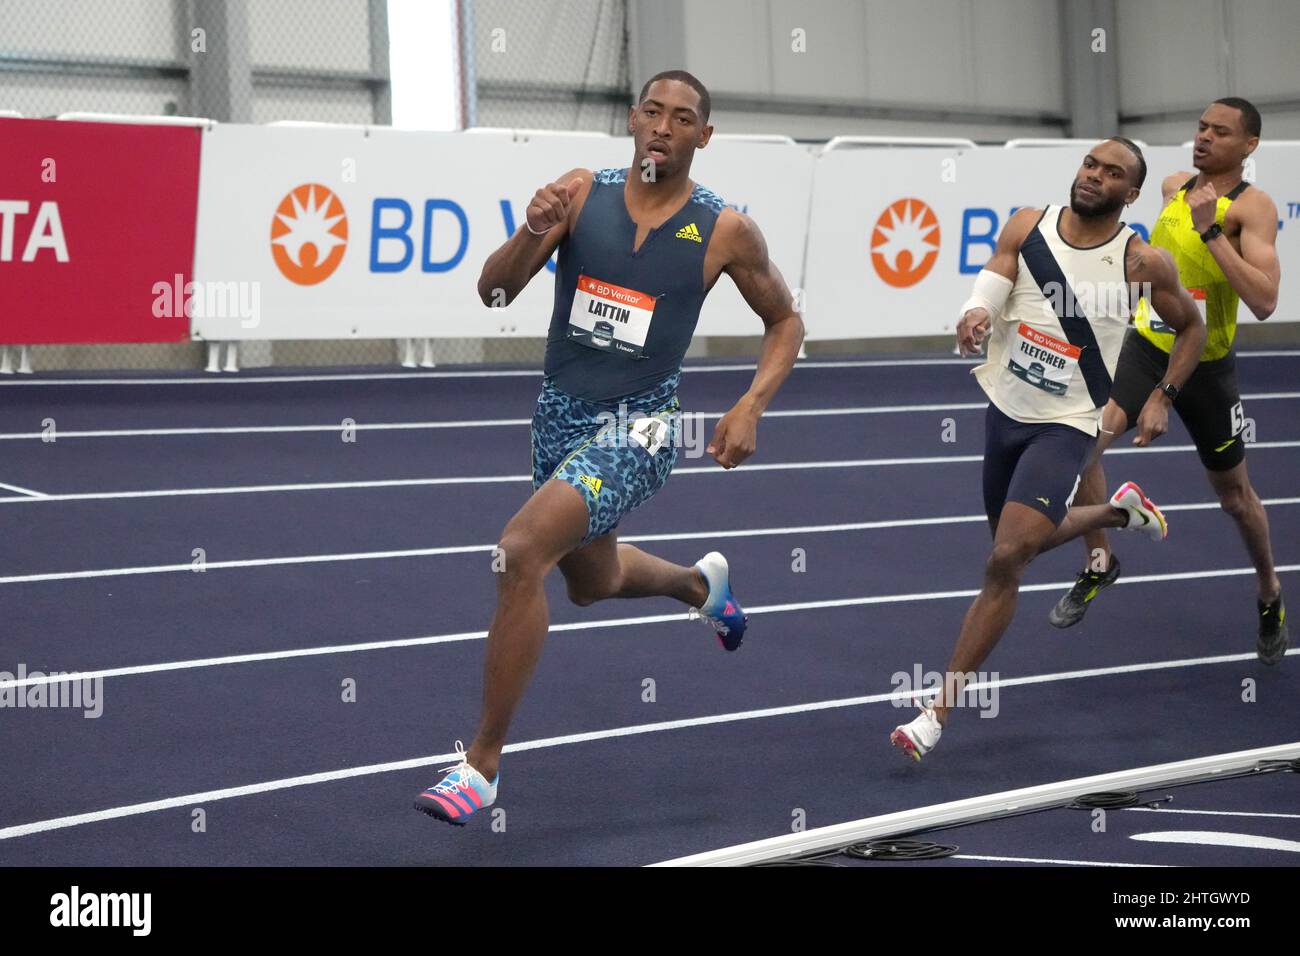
top-left (0, 358), bottom-right (986, 388)
top-left (950, 854), bottom-right (1167, 867)
top-left (0, 474), bottom-right (528, 504)
top-left (0, 651), bottom-right (1288, 842)
top-left (692, 441), bottom-right (1300, 476)
top-left (1125, 807), bottom-right (1300, 820)
top-left (0, 421), bottom-right (533, 440)
top-left (0, 480), bottom-right (45, 497)
top-left (0, 403), bottom-right (987, 440)
top-left (2, 351), bottom-right (1295, 389)
top-left (1129, 831), bottom-right (1300, 852)
top-left (6, 441), bottom-right (1300, 506)
top-left (5, 392), bottom-right (1300, 440)
top-left (3, 498), bottom-right (1297, 586)
top-left (3, 565), bottom-right (1297, 686)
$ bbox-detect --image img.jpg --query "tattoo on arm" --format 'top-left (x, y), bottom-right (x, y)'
top-left (723, 214), bottom-right (796, 328)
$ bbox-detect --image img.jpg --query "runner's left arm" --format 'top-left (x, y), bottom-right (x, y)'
top-left (1130, 242), bottom-right (1207, 446)
top-left (709, 211), bottom-right (806, 469)
top-left (1188, 184), bottom-right (1280, 320)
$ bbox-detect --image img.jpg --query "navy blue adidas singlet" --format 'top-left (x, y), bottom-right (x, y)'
top-left (542, 167), bottom-right (728, 402)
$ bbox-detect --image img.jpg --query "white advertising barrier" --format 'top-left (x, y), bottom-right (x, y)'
top-left (801, 144), bottom-right (1300, 340)
top-left (193, 125), bottom-right (617, 340)
top-left (191, 125), bottom-right (814, 340)
top-left (680, 137), bottom-right (814, 335)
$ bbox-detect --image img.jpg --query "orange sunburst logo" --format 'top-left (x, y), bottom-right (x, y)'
top-left (871, 198), bottom-right (940, 288)
top-left (270, 184), bottom-right (348, 285)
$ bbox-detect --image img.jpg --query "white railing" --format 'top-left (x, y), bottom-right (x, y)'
top-left (465, 126), bottom-right (611, 141)
top-left (711, 133), bottom-right (798, 144)
top-left (57, 112), bottom-right (215, 128)
top-left (267, 120), bottom-right (373, 130)
top-left (1006, 137), bottom-right (1149, 149)
top-left (823, 135), bottom-right (978, 151)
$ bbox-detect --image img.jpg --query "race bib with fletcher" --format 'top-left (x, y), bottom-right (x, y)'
top-left (1007, 322), bottom-right (1080, 397)
top-left (568, 275), bottom-right (656, 357)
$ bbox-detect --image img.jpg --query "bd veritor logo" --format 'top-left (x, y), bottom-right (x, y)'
top-left (271, 183), bottom-right (348, 285)
top-left (50, 887), bottom-right (151, 936)
top-left (871, 197), bottom-right (940, 288)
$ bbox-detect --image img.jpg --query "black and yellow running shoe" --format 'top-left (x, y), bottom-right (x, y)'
top-left (1049, 556), bottom-right (1121, 629)
top-left (1257, 594), bottom-right (1289, 665)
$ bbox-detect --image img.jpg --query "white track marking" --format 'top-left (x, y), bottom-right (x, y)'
top-left (0, 480), bottom-right (44, 497)
top-left (0, 405), bottom-right (980, 440)
top-left (0, 475), bottom-right (527, 504)
top-left (5, 443), bottom-right (1300, 505)
top-left (4, 392), bottom-right (1299, 440)
top-left (2, 499), bottom-right (1298, 585)
top-left (681, 441), bottom-right (1299, 476)
top-left (950, 854), bottom-right (1166, 867)
top-left (0, 420), bottom-right (530, 440)
top-left (2, 348), bottom-right (1289, 387)
top-left (1130, 831), bottom-right (1300, 852)
top-left (1, 351), bottom-right (1295, 388)
top-left (0, 358), bottom-right (986, 388)
top-left (1125, 807), bottom-right (1300, 820)
top-left (0, 654), bottom-right (1291, 842)
top-left (2, 567), bottom-right (1296, 685)
top-left (656, 742), bottom-right (1300, 865)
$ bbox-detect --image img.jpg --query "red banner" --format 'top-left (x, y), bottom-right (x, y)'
top-left (0, 118), bottom-right (201, 344)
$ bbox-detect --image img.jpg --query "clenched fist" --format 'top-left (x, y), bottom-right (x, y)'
top-left (1186, 179), bottom-right (1219, 234)
top-left (956, 307), bottom-right (991, 357)
top-left (525, 178), bottom-right (583, 236)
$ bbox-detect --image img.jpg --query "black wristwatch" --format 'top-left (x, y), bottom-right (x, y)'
top-left (1157, 382), bottom-right (1180, 402)
top-left (1200, 222), bottom-right (1223, 243)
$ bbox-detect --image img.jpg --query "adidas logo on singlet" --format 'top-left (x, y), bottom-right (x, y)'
top-left (675, 222), bottom-right (702, 242)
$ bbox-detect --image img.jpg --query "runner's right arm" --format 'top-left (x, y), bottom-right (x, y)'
top-left (1128, 241), bottom-right (1207, 446)
top-left (477, 168), bottom-right (590, 306)
top-left (956, 207), bottom-right (1040, 356)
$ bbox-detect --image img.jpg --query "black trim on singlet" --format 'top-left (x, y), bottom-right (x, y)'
top-left (1019, 223), bottom-right (1114, 408)
top-left (1122, 231), bottom-right (1138, 302)
top-left (1180, 174), bottom-right (1251, 200)
top-left (1055, 214), bottom-right (1126, 251)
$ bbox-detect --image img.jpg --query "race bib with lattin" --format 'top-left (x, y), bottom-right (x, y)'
top-left (1007, 322), bottom-right (1080, 397)
top-left (567, 274), bottom-right (656, 358)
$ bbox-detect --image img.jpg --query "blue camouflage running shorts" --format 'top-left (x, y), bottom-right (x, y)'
top-left (530, 374), bottom-right (681, 545)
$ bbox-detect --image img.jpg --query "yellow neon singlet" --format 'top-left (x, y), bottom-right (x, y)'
top-left (1133, 176), bottom-right (1250, 361)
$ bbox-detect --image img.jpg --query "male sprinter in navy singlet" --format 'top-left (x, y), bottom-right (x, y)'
top-left (415, 71), bottom-right (805, 823)
top-left (891, 139), bottom-right (1207, 761)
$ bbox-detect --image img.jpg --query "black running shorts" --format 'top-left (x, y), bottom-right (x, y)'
top-left (983, 402), bottom-right (1097, 529)
top-left (1109, 331), bottom-right (1246, 472)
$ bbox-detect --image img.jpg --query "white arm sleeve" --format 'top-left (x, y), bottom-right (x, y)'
top-left (960, 270), bottom-right (1014, 320)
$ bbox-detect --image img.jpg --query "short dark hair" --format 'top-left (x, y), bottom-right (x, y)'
top-left (637, 70), bottom-right (711, 123)
top-left (1213, 96), bottom-right (1262, 138)
top-left (1108, 136), bottom-right (1147, 188)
